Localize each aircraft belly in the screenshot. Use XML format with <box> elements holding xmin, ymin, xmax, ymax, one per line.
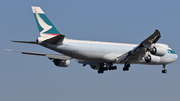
<box><xmin>72</xmin><ymin>52</ymin><xmax>109</xmax><ymax>62</ymax></box>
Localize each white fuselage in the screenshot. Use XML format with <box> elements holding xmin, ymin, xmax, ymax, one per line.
<box><xmin>40</xmin><ymin>38</ymin><xmax>178</xmax><ymax>65</ymax></box>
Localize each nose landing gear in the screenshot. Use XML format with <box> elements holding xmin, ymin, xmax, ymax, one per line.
<box><xmin>162</xmin><ymin>64</ymin><xmax>167</xmax><ymax>74</ymax></box>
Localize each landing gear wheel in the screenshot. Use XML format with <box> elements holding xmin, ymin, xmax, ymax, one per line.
<box><xmin>108</xmin><ymin>66</ymin><xmax>117</xmax><ymax>70</ymax></box>
<box><xmin>123</xmin><ymin>63</ymin><xmax>130</xmax><ymax>71</ymax></box>
<box><xmin>98</xmin><ymin>70</ymin><xmax>104</xmax><ymax>74</ymax></box>
<box><xmin>162</xmin><ymin>64</ymin><xmax>167</xmax><ymax>74</ymax></box>
<box><xmin>114</xmin><ymin>66</ymin><xmax>117</xmax><ymax>70</ymax></box>
<box><xmin>97</xmin><ymin>64</ymin><xmax>118</xmax><ymax>74</ymax></box>
<box><xmin>123</xmin><ymin>67</ymin><xmax>129</xmax><ymax>71</ymax></box>
<box><xmin>162</xmin><ymin>69</ymin><xmax>167</xmax><ymax>74</ymax></box>
<box><xmin>108</xmin><ymin>66</ymin><xmax>113</xmax><ymax>70</ymax></box>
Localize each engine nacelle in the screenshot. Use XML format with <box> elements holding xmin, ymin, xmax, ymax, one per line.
<box><xmin>53</xmin><ymin>59</ymin><xmax>70</xmax><ymax>67</ymax></box>
<box><xmin>145</xmin><ymin>55</ymin><xmax>160</xmax><ymax>63</ymax></box>
<box><xmin>150</xmin><ymin>46</ymin><xmax>166</xmax><ymax>56</ymax></box>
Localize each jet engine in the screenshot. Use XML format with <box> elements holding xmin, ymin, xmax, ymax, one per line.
<box><xmin>145</xmin><ymin>55</ymin><xmax>160</xmax><ymax>63</ymax></box>
<box><xmin>53</xmin><ymin>59</ymin><xmax>70</xmax><ymax>67</ymax></box>
<box><xmin>150</xmin><ymin>46</ymin><xmax>166</xmax><ymax>56</ymax></box>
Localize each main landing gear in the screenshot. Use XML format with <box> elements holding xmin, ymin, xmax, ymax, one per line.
<box><xmin>162</xmin><ymin>64</ymin><xmax>167</xmax><ymax>74</ymax></box>
<box><xmin>123</xmin><ymin>63</ymin><xmax>130</xmax><ymax>71</ymax></box>
<box><xmin>98</xmin><ymin>65</ymin><xmax>117</xmax><ymax>74</ymax></box>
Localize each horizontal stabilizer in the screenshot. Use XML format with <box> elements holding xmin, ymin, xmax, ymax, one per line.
<box><xmin>12</xmin><ymin>41</ymin><xmax>38</xmax><ymax>44</ymax></box>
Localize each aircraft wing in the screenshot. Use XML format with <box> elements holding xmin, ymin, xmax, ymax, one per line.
<box><xmin>4</xmin><ymin>49</ymin><xmax>72</xmax><ymax>60</ymax></box>
<box><xmin>114</xmin><ymin>29</ymin><xmax>161</xmax><ymax>63</ymax></box>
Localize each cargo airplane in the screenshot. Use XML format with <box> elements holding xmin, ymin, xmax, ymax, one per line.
<box><xmin>5</xmin><ymin>6</ymin><xmax>178</xmax><ymax>74</ymax></box>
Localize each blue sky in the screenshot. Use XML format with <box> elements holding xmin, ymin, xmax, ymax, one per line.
<box><xmin>1</xmin><ymin>0</ymin><xmax>180</xmax><ymax>101</ymax></box>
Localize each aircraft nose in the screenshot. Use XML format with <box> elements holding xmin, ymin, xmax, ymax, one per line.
<box><xmin>175</xmin><ymin>54</ymin><xmax>178</xmax><ymax>60</ymax></box>
<box><xmin>169</xmin><ymin>54</ymin><xmax>178</xmax><ymax>63</ymax></box>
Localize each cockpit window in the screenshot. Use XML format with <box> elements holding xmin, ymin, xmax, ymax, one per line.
<box><xmin>168</xmin><ymin>49</ymin><xmax>176</xmax><ymax>54</ymax></box>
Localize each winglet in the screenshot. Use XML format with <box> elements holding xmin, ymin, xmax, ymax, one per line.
<box><xmin>142</xmin><ymin>29</ymin><xmax>161</xmax><ymax>45</ymax></box>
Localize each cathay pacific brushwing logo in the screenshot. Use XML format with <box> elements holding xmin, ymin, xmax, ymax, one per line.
<box><xmin>35</xmin><ymin>10</ymin><xmax>52</xmax><ymax>34</ymax></box>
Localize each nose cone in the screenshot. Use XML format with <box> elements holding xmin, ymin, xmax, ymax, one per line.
<box><xmin>171</xmin><ymin>54</ymin><xmax>178</xmax><ymax>63</ymax></box>
<box><xmin>174</xmin><ymin>54</ymin><xmax>178</xmax><ymax>60</ymax></box>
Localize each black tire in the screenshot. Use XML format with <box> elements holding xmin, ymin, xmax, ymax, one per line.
<box><xmin>98</xmin><ymin>70</ymin><xmax>101</xmax><ymax>74</ymax></box>
<box><xmin>162</xmin><ymin>69</ymin><xmax>167</xmax><ymax>74</ymax></box>
<box><xmin>123</xmin><ymin>67</ymin><xmax>126</xmax><ymax>71</ymax></box>
<box><xmin>98</xmin><ymin>69</ymin><xmax>104</xmax><ymax>74</ymax></box>
<box><xmin>123</xmin><ymin>67</ymin><xmax>129</xmax><ymax>71</ymax></box>
<box><xmin>104</xmin><ymin>67</ymin><xmax>108</xmax><ymax>71</ymax></box>
<box><xmin>114</xmin><ymin>66</ymin><xmax>117</xmax><ymax>70</ymax></box>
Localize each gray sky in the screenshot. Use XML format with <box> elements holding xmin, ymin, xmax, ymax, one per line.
<box><xmin>1</xmin><ymin>0</ymin><xmax>180</xmax><ymax>101</ymax></box>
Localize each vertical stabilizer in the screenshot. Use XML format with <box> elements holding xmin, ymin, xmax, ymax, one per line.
<box><xmin>31</xmin><ymin>6</ymin><xmax>61</xmax><ymax>38</ymax></box>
